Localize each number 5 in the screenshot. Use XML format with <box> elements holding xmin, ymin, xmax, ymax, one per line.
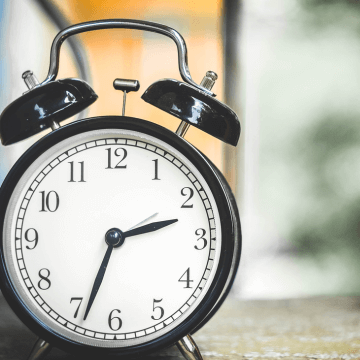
<box><xmin>151</xmin><ymin>298</ymin><xmax>164</xmax><ymax>320</ymax></box>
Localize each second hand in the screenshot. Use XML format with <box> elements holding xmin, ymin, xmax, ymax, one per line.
<box><xmin>127</xmin><ymin>212</ymin><xmax>158</xmax><ymax>231</ymax></box>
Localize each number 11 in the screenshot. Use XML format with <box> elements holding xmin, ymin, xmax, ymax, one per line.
<box><xmin>68</xmin><ymin>161</ymin><xmax>85</xmax><ymax>182</ymax></box>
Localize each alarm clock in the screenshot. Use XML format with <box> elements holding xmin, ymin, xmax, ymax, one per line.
<box><xmin>0</xmin><ymin>20</ymin><xmax>241</xmax><ymax>360</ymax></box>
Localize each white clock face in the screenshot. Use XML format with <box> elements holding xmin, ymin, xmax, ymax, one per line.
<box><xmin>3</xmin><ymin>128</ymin><xmax>221</xmax><ymax>347</ymax></box>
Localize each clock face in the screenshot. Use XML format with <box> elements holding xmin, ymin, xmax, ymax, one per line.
<box><xmin>2</xmin><ymin>128</ymin><xmax>222</xmax><ymax>348</ymax></box>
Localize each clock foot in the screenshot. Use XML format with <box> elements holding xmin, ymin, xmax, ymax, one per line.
<box><xmin>26</xmin><ymin>338</ymin><xmax>52</xmax><ymax>360</ymax></box>
<box><xmin>176</xmin><ymin>334</ymin><xmax>203</xmax><ymax>360</ymax></box>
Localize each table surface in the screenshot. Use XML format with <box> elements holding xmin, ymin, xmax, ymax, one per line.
<box><xmin>1</xmin><ymin>294</ymin><xmax>360</xmax><ymax>359</ymax></box>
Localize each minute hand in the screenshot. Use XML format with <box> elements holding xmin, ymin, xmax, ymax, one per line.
<box><xmin>123</xmin><ymin>219</ymin><xmax>178</xmax><ymax>238</ymax></box>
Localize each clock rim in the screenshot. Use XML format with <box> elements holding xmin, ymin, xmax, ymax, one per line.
<box><xmin>190</xmin><ymin>156</ymin><xmax>241</xmax><ymax>334</ymax></box>
<box><xmin>0</xmin><ymin>116</ymin><xmax>240</xmax><ymax>358</ymax></box>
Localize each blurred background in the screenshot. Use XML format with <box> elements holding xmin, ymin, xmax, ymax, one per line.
<box><xmin>0</xmin><ymin>0</ymin><xmax>359</xmax><ymax>300</ymax></box>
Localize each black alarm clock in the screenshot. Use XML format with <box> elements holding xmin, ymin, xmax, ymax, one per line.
<box><xmin>0</xmin><ymin>19</ymin><xmax>241</xmax><ymax>360</ymax></box>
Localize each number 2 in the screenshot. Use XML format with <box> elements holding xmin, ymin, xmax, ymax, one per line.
<box><xmin>181</xmin><ymin>187</ymin><xmax>194</xmax><ymax>208</ymax></box>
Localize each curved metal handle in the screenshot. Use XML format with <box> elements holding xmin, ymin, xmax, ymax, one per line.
<box><xmin>41</xmin><ymin>19</ymin><xmax>214</xmax><ymax>95</ymax></box>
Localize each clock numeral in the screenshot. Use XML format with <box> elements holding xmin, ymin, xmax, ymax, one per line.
<box><xmin>40</xmin><ymin>191</ymin><xmax>59</xmax><ymax>212</ymax></box>
<box><xmin>152</xmin><ymin>159</ymin><xmax>160</xmax><ymax>180</ymax></box>
<box><xmin>194</xmin><ymin>228</ymin><xmax>207</xmax><ymax>250</ymax></box>
<box><xmin>38</xmin><ymin>268</ymin><xmax>51</xmax><ymax>290</ymax></box>
<box><xmin>181</xmin><ymin>187</ymin><xmax>194</xmax><ymax>208</ymax></box>
<box><xmin>70</xmin><ymin>297</ymin><xmax>83</xmax><ymax>318</ymax></box>
<box><xmin>105</xmin><ymin>148</ymin><xmax>127</xmax><ymax>169</ymax></box>
<box><xmin>68</xmin><ymin>161</ymin><xmax>86</xmax><ymax>182</ymax></box>
<box><xmin>151</xmin><ymin>298</ymin><xmax>164</xmax><ymax>320</ymax></box>
<box><xmin>108</xmin><ymin>309</ymin><xmax>122</xmax><ymax>331</ymax></box>
<box><xmin>24</xmin><ymin>228</ymin><xmax>38</xmax><ymax>250</ymax></box>
<box><xmin>178</xmin><ymin>268</ymin><xmax>193</xmax><ymax>288</ymax></box>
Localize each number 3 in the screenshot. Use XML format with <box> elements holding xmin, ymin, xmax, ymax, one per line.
<box><xmin>194</xmin><ymin>228</ymin><xmax>207</xmax><ymax>250</ymax></box>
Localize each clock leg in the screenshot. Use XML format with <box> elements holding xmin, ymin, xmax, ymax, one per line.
<box><xmin>26</xmin><ymin>338</ymin><xmax>52</xmax><ymax>360</ymax></box>
<box><xmin>176</xmin><ymin>334</ymin><xmax>203</xmax><ymax>360</ymax></box>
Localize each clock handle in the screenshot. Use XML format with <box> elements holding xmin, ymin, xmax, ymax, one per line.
<box><xmin>26</xmin><ymin>338</ymin><xmax>52</xmax><ymax>360</ymax></box>
<box><xmin>40</xmin><ymin>19</ymin><xmax>213</xmax><ymax>96</ymax></box>
<box><xmin>177</xmin><ymin>334</ymin><xmax>204</xmax><ymax>360</ymax></box>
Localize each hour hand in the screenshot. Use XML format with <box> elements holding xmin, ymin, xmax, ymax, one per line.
<box><xmin>123</xmin><ymin>219</ymin><xmax>178</xmax><ymax>238</ymax></box>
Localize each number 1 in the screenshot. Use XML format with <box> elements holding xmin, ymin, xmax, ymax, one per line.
<box><xmin>152</xmin><ymin>159</ymin><xmax>160</xmax><ymax>180</ymax></box>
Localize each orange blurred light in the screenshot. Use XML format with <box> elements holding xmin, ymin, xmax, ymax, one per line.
<box><xmin>56</xmin><ymin>0</ymin><xmax>224</xmax><ymax>169</ymax></box>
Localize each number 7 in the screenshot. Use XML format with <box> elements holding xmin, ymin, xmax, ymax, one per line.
<box><xmin>70</xmin><ymin>297</ymin><xmax>83</xmax><ymax>318</ymax></box>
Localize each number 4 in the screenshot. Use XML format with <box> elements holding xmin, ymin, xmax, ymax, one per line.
<box><xmin>178</xmin><ymin>268</ymin><xmax>193</xmax><ymax>288</ymax></box>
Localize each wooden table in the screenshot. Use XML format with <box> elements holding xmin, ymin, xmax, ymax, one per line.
<box><xmin>1</xmin><ymin>294</ymin><xmax>360</xmax><ymax>359</ymax></box>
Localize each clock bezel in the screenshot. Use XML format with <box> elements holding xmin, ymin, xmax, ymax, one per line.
<box><xmin>0</xmin><ymin>116</ymin><xmax>239</xmax><ymax>358</ymax></box>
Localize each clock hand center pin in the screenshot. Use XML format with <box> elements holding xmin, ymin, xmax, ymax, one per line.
<box><xmin>105</xmin><ymin>228</ymin><xmax>124</xmax><ymax>247</ymax></box>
